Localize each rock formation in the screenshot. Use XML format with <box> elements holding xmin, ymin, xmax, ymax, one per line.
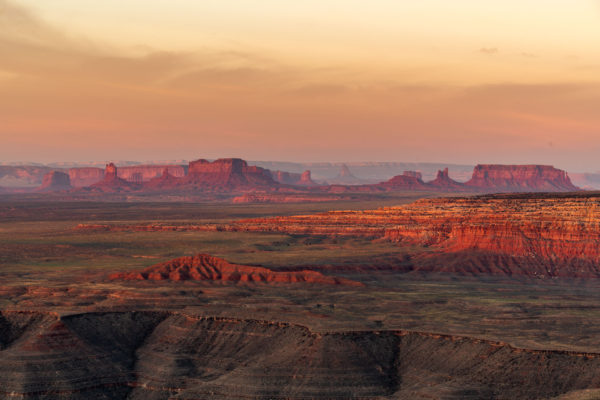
<box><xmin>88</xmin><ymin>163</ymin><xmax>139</xmax><ymax>192</ymax></box>
<box><xmin>328</xmin><ymin>164</ymin><xmax>364</xmax><ymax>185</ymax></box>
<box><xmin>181</xmin><ymin>158</ymin><xmax>278</xmax><ymax>190</ymax></box>
<box><xmin>428</xmin><ymin>168</ymin><xmax>465</xmax><ymax>190</ymax></box>
<box><xmin>201</xmin><ymin>192</ymin><xmax>600</xmax><ymax>277</ymax></box>
<box><xmin>37</xmin><ymin>171</ymin><xmax>72</xmax><ymax>192</ymax></box>
<box><xmin>68</xmin><ymin>167</ymin><xmax>105</xmax><ymax>187</ymax></box>
<box><xmin>110</xmin><ymin>254</ymin><xmax>362</xmax><ymax>285</ymax></box>
<box><xmin>117</xmin><ymin>165</ymin><xmax>186</xmax><ymax>183</ymax></box>
<box><xmin>270</xmin><ymin>170</ymin><xmax>316</xmax><ymax>186</ymax></box>
<box><xmin>465</xmin><ymin>164</ymin><xmax>578</xmax><ymax>192</ymax></box>
<box><xmin>299</xmin><ymin>170</ymin><xmax>316</xmax><ymax>186</ymax></box>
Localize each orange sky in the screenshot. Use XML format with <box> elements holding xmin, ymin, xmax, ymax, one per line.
<box><xmin>1</xmin><ymin>0</ymin><xmax>600</xmax><ymax>170</ymax></box>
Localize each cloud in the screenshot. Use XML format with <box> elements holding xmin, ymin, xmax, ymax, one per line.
<box><xmin>478</xmin><ymin>47</ymin><xmax>498</xmax><ymax>55</ymax></box>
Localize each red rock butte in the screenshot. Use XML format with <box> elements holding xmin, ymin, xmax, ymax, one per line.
<box><xmin>109</xmin><ymin>253</ymin><xmax>363</xmax><ymax>285</ymax></box>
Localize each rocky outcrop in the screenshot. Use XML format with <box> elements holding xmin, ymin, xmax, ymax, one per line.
<box><xmin>2</xmin><ymin>311</ymin><xmax>600</xmax><ymax>399</ymax></box>
<box><xmin>68</xmin><ymin>167</ymin><xmax>104</xmax><ymax>187</ymax></box>
<box><xmin>117</xmin><ymin>165</ymin><xmax>186</xmax><ymax>183</ymax></box>
<box><xmin>37</xmin><ymin>171</ymin><xmax>71</xmax><ymax>192</ymax></box>
<box><xmin>88</xmin><ymin>163</ymin><xmax>139</xmax><ymax>192</ymax></box>
<box><xmin>200</xmin><ymin>193</ymin><xmax>600</xmax><ymax>277</ymax></box>
<box><xmin>429</xmin><ymin>168</ymin><xmax>465</xmax><ymax>190</ymax></box>
<box><xmin>110</xmin><ymin>254</ymin><xmax>362</xmax><ymax>285</ymax></box>
<box><xmin>465</xmin><ymin>164</ymin><xmax>578</xmax><ymax>192</ymax></box>
<box><xmin>181</xmin><ymin>158</ymin><xmax>278</xmax><ymax>190</ymax></box>
<box><xmin>270</xmin><ymin>170</ymin><xmax>316</xmax><ymax>186</ymax></box>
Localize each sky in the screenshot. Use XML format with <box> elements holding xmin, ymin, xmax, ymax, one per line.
<box><xmin>1</xmin><ymin>1</ymin><xmax>600</xmax><ymax>171</ymax></box>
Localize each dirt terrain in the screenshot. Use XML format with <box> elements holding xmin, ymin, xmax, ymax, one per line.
<box><xmin>2</xmin><ymin>196</ymin><xmax>600</xmax><ymax>399</ymax></box>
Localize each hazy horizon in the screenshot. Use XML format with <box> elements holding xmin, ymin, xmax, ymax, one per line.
<box><xmin>2</xmin><ymin>0</ymin><xmax>600</xmax><ymax>171</ymax></box>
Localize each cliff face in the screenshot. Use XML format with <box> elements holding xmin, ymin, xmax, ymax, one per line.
<box><xmin>465</xmin><ymin>164</ymin><xmax>578</xmax><ymax>192</ymax></box>
<box><xmin>428</xmin><ymin>168</ymin><xmax>465</xmax><ymax>189</ymax></box>
<box><xmin>89</xmin><ymin>163</ymin><xmax>139</xmax><ymax>192</ymax></box>
<box><xmin>2</xmin><ymin>311</ymin><xmax>600</xmax><ymax>399</ymax></box>
<box><xmin>110</xmin><ymin>254</ymin><xmax>361</xmax><ymax>285</ymax></box>
<box><xmin>117</xmin><ymin>165</ymin><xmax>186</xmax><ymax>183</ymax></box>
<box><xmin>183</xmin><ymin>158</ymin><xmax>278</xmax><ymax>189</ymax></box>
<box><xmin>215</xmin><ymin>193</ymin><xmax>600</xmax><ymax>277</ymax></box>
<box><xmin>37</xmin><ymin>171</ymin><xmax>71</xmax><ymax>192</ymax></box>
<box><xmin>68</xmin><ymin>167</ymin><xmax>104</xmax><ymax>187</ymax></box>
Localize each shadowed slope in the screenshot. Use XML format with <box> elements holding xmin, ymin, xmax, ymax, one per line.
<box><xmin>109</xmin><ymin>254</ymin><xmax>363</xmax><ymax>286</ymax></box>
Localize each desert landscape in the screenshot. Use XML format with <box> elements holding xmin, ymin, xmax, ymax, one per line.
<box><xmin>4</xmin><ymin>0</ymin><xmax>600</xmax><ymax>398</ymax></box>
<box><xmin>3</xmin><ymin>168</ymin><xmax>600</xmax><ymax>398</ymax></box>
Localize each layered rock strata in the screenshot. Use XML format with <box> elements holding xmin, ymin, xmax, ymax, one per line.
<box><xmin>109</xmin><ymin>254</ymin><xmax>362</xmax><ymax>286</ymax></box>
<box><xmin>2</xmin><ymin>311</ymin><xmax>600</xmax><ymax>399</ymax></box>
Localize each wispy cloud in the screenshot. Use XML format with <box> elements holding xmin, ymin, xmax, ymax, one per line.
<box><xmin>478</xmin><ymin>47</ymin><xmax>498</xmax><ymax>55</ymax></box>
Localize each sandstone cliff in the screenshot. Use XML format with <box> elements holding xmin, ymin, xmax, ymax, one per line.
<box><xmin>37</xmin><ymin>171</ymin><xmax>71</xmax><ymax>192</ymax></box>
<box><xmin>204</xmin><ymin>193</ymin><xmax>600</xmax><ymax>277</ymax></box>
<box><xmin>465</xmin><ymin>164</ymin><xmax>578</xmax><ymax>192</ymax></box>
<box><xmin>68</xmin><ymin>167</ymin><xmax>104</xmax><ymax>187</ymax></box>
<box><xmin>179</xmin><ymin>158</ymin><xmax>279</xmax><ymax>190</ymax></box>
<box><xmin>117</xmin><ymin>164</ymin><xmax>186</xmax><ymax>183</ymax></box>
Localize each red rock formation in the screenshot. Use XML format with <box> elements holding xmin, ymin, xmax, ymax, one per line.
<box><xmin>299</xmin><ymin>170</ymin><xmax>316</xmax><ymax>186</ymax></box>
<box><xmin>37</xmin><ymin>171</ymin><xmax>71</xmax><ymax>192</ymax></box>
<box><xmin>465</xmin><ymin>164</ymin><xmax>578</xmax><ymax>192</ymax></box>
<box><xmin>271</xmin><ymin>170</ymin><xmax>317</xmax><ymax>186</ymax></box>
<box><xmin>378</xmin><ymin>172</ymin><xmax>430</xmax><ymax>190</ymax></box>
<box><xmin>201</xmin><ymin>193</ymin><xmax>600</xmax><ymax>277</ymax></box>
<box><xmin>117</xmin><ymin>165</ymin><xmax>186</xmax><ymax>183</ymax></box>
<box><xmin>429</xmin><ymin>168</ymin><xmax>465</xmax><ymax>190</ymax></box>
<box><xmin>143</xmin><ymin>167</ymin><xmax>180</xmax><ymax>189</ymax></box>
<box><xmin>88</xmin><ymin>163</ymin><xmax>139</xmax><ymax>192</ymax></box>
<box><xmin>182</xmin><ymin>158</ymin><xmax>278</xmax><ymax>190</ymax></box>
<box><xmin>68</xmin><ymin>167</ymin><xmax>105</xmax><ymax>187</ymax></box>
<box><xmin>110</xmin><ymin>254</ymin><xmax>362</xmax><ymax>285</ymax></box>
<box><xmin>402</xmin><ymin>170</ymin><xmax>423</xmax><ymax>180</ymax></box>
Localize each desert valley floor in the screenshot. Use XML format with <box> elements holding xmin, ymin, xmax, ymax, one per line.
<box><xmin>3</xmin><ymin>194</ymin><xmax>600</xmax><ymax>399</ymax></box>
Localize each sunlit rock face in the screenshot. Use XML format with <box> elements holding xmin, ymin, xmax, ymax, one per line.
<box><xmin>465</xmin><ymin>164</ymin><xmax>578</xmax><ymax>192</ymax></box>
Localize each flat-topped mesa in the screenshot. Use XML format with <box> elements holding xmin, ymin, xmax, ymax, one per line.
<box><xmin>184</xmin><ymin>158</ymin><xmax>278</xmax><ymax>188</ymax></box>
<box><xmin>110</xmin><ymin>254</ymin><xmax>362</xmax><ymax>285</ymax></box>
<box><xmin>68</xmin><ymin>167</ymin><xmax>104</xmax><ymax>187</ymax></box>
<box><xmin>117</xmin><ymin>164</ymin><xmax>186</xmax><ymax>183</ymax></box>
<box><xmin>465</xmin><ymin>164</ymin><xmax>578</xmax><ymax>192</ymax></box>
<box><xmin>270</xmin><ymin>170</ymin><xmax>316</xmax><ymax>186</ymax></box>
<box><xmin>37</xmin><ymin>171</ymin><xmax>72</xmax><ymax>192</ymax></box>
<box><xmin>379</xmin><ymin>171</ymin><xmax>430</xmax><ymax>190</ymax></box>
